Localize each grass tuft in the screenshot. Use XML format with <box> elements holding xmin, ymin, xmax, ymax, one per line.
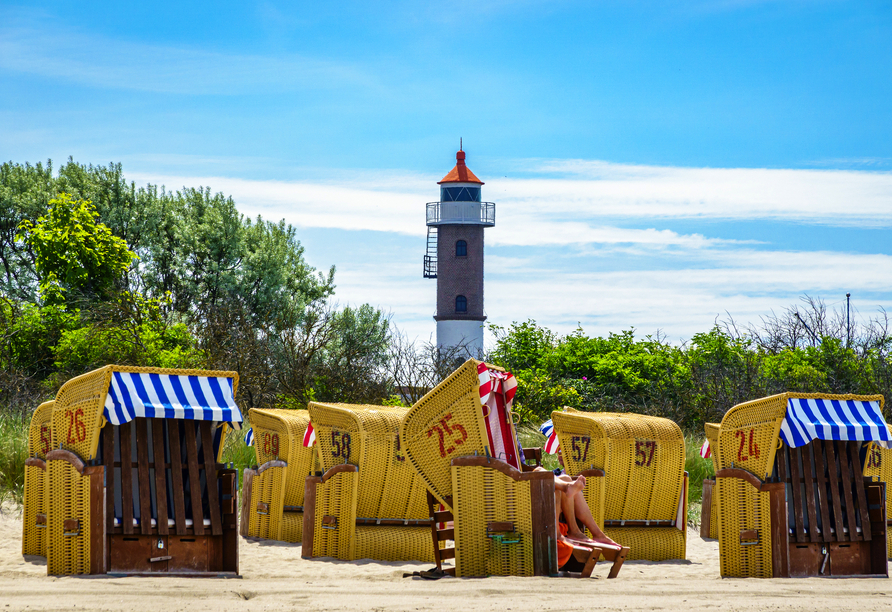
<box><xmin>0</xmin><ymin>416</ymin><xmax>29</xmax><ymax>506</ymax></box>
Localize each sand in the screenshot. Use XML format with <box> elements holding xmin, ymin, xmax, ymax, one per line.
<box><xmin>1</xmin><ymin>506</ymin><xmax>889</xmax><ymax>612</ymax></box>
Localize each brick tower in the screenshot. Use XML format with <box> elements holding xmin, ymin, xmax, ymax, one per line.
<box><xmin>423</xmin><ymin>147</ymin><xmax>495</xmax><ymax>356</ymax></box>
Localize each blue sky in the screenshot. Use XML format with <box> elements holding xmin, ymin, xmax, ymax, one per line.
<box><xmin>2</xmin><ymin>1</ymin><xmax>891</xmax><ymax>344</ymax></box>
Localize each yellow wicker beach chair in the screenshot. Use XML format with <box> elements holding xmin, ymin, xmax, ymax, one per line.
<box><xmin>860</xmin><ymin>425</ymin><xmax>892</xmax><ymax>559</ymax></box>
<box><xmin>550</xmin><ymin>409</ymin><xmax>688</xmax><ymax>561</ymax></box>
<box><xmin>700</xmin><ymin>422</ymin><xmax>721</xmax><ymax>540</ymax></box>
<box><xmin>241</xmin><ymin>408</ymin><xmax>317</xmax><ymax>543</ymax></box>
<box><xmin>43</xmin><ymin>365</ymin><xmax>242</xmax><ymax>576</ymax></box>
<box><xmin>22</xmin><ymin>400</ymin><xmax>55</xmax><ymax>557</ymax></box>
<box><xmin>715</xmin><ymin>392</ymin><xmax>888</xmax><ymax>578</ymax></box>
<box><xmin>301</xmin><ymin>402</ymin><xmax>434</xmax><ymax>563</ymax></box>
<box><xmin>401</xmin><ymin>359</ymin><xmax>627</xmax><ymax>578</ymax></box>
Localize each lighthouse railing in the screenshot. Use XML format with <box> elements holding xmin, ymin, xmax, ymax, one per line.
<box><xmin>426</xmin><ymin>201</ymin><xmax>495</xmax><ymax>226</ymax></box>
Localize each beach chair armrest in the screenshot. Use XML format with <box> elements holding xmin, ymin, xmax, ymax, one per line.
<box><xmin>715</xmin><ymin>468</ymin><xmax>784</xmax><ymax>493</ymax></box>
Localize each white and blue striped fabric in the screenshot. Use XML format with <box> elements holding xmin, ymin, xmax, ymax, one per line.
<box><xmin>102</xmin><ymin>371</ymin><xmax>243</xmax><ymax>426</ymax></box>
<box><xmin>244</xmin><ymin>428</ymin><xmax>254</xmax><ymax>446</ymax></box>
<box><xmin>540</xmin><ymin>419</ymin><xmax>554</xmax><ymax>438</ymax></box>
<box><xmin>779</xmin><ymin>397</ymin><xmax>891</xmax><ymax>449</ymax></box>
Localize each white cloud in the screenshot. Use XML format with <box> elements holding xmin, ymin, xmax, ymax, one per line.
<box><xmin>124</xmin><ymin>161</ymin><xmax>892</xmax><ymax>344</ymax></box>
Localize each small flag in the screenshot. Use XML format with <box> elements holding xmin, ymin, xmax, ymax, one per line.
<box><xmin>303</xmin><ymin>422</ymin><xmax>316</xmax><ymax>447</ymax></box>
<box><xmin>244</xmin><ymin>428</ymin><xmax>254</xmax><ymax>447</ymax></box>
<box><xmin>700</xmin><ymin>440</ymin><xmax>711</xmax><ymax>459</ymax></box>
<box><xmin>540</xmin><ymin>419</ymin><xmax>560</xmax><ymax>454</ymax></box>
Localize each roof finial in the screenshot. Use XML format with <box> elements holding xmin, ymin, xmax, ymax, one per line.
<box><xmin>460</xmin><ymin>137</ymin><xmax>463</xmax><ymax>152</ymax></box>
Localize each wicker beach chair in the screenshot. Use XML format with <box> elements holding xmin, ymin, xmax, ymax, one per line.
<box><xmin>43</xmin><ymin>365</ymin><xmax>242</xmax><ymax>576</ymax></box>
<box><xmin>22</xmin><ymin>400</ymin><xmax>55</xmax><ymax>557</ymax></box>
<box><xmin>855</xmin><ymin>425</ymin><xmax>892</xmax><ymax>560</ymax></box>
<box><xmin>240</xmin><ymin>408</ymin><xmax>317</xmax><ymax>543</ymax></box>
<box><xmin>550</xmin><ymin>409</ymin><xmax>688</xmax><ymax>561</ymax></box>
<box><xmin>700</xmin><ymin>422</ymin><xmax>721</xmax><ymax>539</ymax></box>
<box><xmin>401</xmin><ymin>359</ymin><xmax>627</xmax><ymax>578</ymax></box>
<box><xmin>301</xmin><ymin>402</ymin><xmax>434</xmax><ymax>563</ymax></box>
<box><xmin>715</xmin><ymin>392</ymin><xmax>888</xmax><ymax>578</ymax></box>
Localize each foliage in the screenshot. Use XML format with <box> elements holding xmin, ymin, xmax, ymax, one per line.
<box><xmin>16</xmin><ymin>193</ymin><xmax>134</xmax><ymax>305</ymax></box>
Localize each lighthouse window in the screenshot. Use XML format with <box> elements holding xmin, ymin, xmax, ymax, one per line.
<box><xmin>456</xmin><ymin>240</ymin><xmax>467</xmax><ymax>257</ymax></box>
<box><xmin>441</xmin><ymin>186</ymin><xmax>481</xmax><ymax>202</ymax></box>
<box><xmin>455</xmin><ymin>295</ymin><xmax>468</xmax><ymax>312</ymax></box>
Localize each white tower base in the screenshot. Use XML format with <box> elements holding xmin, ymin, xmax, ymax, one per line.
<box><xmin>437</xmin><ymin>319</ymin><xmax>484</xmax><ymax>357</ymax></box>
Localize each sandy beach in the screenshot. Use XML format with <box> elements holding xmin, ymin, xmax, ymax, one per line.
<box><xmin>2</xmin><ymin>507</ymin><xmax>890</xmax><ymax>612</ymax></box>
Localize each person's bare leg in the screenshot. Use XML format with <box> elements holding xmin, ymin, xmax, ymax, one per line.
<box><xmin>560</xmin><ymin>478</ymin><xmax>602</xmax><ymax>545</ymax></box>
<box><xmin>572</xmin><ymin>492</ymin><xmax>619</xmax><ymax>547</ymax></box>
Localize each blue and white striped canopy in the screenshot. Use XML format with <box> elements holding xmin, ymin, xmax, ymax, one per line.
<box><xmin>244</xmin><ymin>428</ymin><xmax>254</xmax><ymax>446</ymax></box>
<box><xmin>779</xmin><ymin>397</ymin><xmax>890</xmax><ymax>449</ymax></box>
<box><xmin>103</xmin><ymin>371</ymin><xmax>242</xmax><ymax>426</ymax></box>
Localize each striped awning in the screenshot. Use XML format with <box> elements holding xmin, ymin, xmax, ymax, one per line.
<box><xmin>779</xmin><ymin>397</ymin><xmax>890</xmax><ymax>449</ymax></box>
<box><xmin>103</xmin><ymin>371</ymin><xmax>242</xmax><ymax>427</ymax></box>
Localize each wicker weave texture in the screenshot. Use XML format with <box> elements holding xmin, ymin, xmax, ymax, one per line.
<box><xmin>716</xmin><ymin>478</ymin><xmax>772</xmax><ymax>577</ymax></box>
<box><xmin>247</xmin><ymin>465</ymin><xmax>286</xmax><ymax>540</ymax></box>
<box><xmin>704</xmin><ymin>422</ymin><xmax>721</xmax><ymax>539</ymax></box>
<box><xmin>354</xmin><ymin>526</ymin><xmax>434</xmax><ymax>562</ymax></box>
<box><xmin>401</xmin><ymin>359</ymin><xmax>499</xmax><ymax>510</ymax></box>
<box><xmin>249</xmin><ymin>408</ymin><xmax>316</xmax><ymax>507</ymax></box>
<box><xmin>603</xmin><ymin>527</ymin><xmax>686</xmax><ymax>561</ymax></box>
<box><xmin>280</xmin><ymin>511</ymin><xmax>304</xmax><ymax>544</ymax></box>
<box><xmin>312</xmin><ymin>470</ymin><xmax>359</xmax><ymax>560</ymax></box>
<box><xmin>28</xmin><ymin>401</ymin><xmax>55</xmax><ymax>459</ymax></box>
<box><xmin>862</xmin><ymin>424</ymin><xmax>891</xmax><ymax>559</ymax></box>
<box><xmin>23</xmin><ymin>401</ymin><xmax>54</xmax><ymax>557</ymax></box>
<box><xmin>47</xmin><ymin>460</ymin><xmax>91</xmax><ymax>575</ymax></box>
<box><xmin>310</xmin><ymin>402</ymin><xmax>428</xmax><ymax>520</ymax></box>
<box><xmin>22</xmin><ymin>464</ymin><xmax>47</xmax><ymax>557</ymax></box>
<box><xmin>452</xmin><ymin>463</ymin><xmax>535</xmax><ymax>577</ymax></box>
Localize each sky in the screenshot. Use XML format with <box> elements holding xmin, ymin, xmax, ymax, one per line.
<box><xmin>2</xmin><ymin>1</ymin><xmax>891</xmax><ymax>346</ymax></box>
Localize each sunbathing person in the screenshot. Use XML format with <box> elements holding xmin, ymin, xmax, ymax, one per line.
<box><xmin>537</xmin><ymin>449</ymin><xmax>621</xmax><ymax>549</ymax></box>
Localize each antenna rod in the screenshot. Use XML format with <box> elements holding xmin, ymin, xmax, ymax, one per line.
<box><xmin>846</xmin><ymin>292</ymin><xmax>851</xmax><ymax>348</ymax></box>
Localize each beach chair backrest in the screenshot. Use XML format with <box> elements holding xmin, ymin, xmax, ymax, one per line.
<box><xmin>23</xmin><ymin>401</ymin><xmax>55</xmax><ymax>557</ymax></box>
<box><xmin>552</xmin><ymin>409</ymin><xmax>685</xmax><ymax>522</ymax></box>
<box><xmin>309</xmin><ymin>402</ymin><xmax>429</xmax><ymax>520</ymax></box>
<box><xmin>401</xmin><ymin>359</ymin><xmax>520</xmax><ymax>510</ymax></box>
<box><xmin>29</xmin><ymin>401</ymin><xmax>55</xmax><ymax>459</ymax></box>
<box><xmin>249</xmin><ymin>408</ymin><xmax>316</xmax><ymax>507</ymax></box>
<box><xmin>704</xmin><ymin>422</ymin><xmax>720</xmax><ymax>473</ymax></box>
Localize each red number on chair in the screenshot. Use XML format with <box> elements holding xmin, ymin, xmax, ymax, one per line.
<box><xmin>40</xmin><ymin>425</ymin><xmax>50</xmax><ymax>455</ymax></box>
<box><xmin>571</xmin><ymin>436</ymin><xmax>590</xmax><ymax>462</ymax></box>
<box><xmin>868</xmin><ymin>447</ymin><xmax>882</xmax><ymax>469</ymax></box>
<box><xmin>394</xmin><ymin>435</ymin><xmax>405</xmax><ymax>462</ymax></box>
<box><xmin>427</xmin><ymin>424</ymin><xmax>447</xmax><ymax>458</ymax></box>
<box><xmin>262</xmin><ymin>433</ymin><xmax>280</xmax><ymax>457</ymax></box>
<box><xmin>634</xmin><ymin>441</ymin><xmax>656</xmax><ymax>466</ymax></box>
<box><xmin>736</xmin><ymin>429</ymin><xmax>759</xmax><ymax>462</ymax></box>
<box><xmin>427</xmin><ymin>413</ymin><xmax>466</xmax><ymax>458</ymax></box>
<box><xmin>66</xmin><ymin>408</ymin><xmax>87</xmax><ymax>444</ymax></box>
<box><xmin>331</xmin><ymin>431</ymin><xmax>351</xmax><ymax>460</ymax></box>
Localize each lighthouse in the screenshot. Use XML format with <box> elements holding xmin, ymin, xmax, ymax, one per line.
<box><xmin>423</xmin><ymin>147</ymin><xmax>495</xmax><ymax>356</ymax></box>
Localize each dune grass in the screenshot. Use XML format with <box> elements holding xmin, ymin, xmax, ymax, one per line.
<box><xmin>0</xmin><ymin>415</ymin><xmax>28</xmax><ymax>507</ymax></box>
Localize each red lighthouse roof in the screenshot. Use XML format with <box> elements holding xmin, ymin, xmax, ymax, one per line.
<box><xmin>438</xmin><ymin>150</ymin><xmax>484</xmax><ymax>185</ymax></box>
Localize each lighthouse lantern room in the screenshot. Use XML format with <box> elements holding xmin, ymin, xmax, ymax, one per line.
<box><xmin>423</xmin><ymin>147</ymin><xmax>495</xmax><ymax>356</ymax></box>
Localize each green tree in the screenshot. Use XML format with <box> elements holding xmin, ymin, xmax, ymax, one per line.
<box><xmin>16</xmin><ymin>193</ymin><xmax>134</xmax><ymax>305</ymax></box>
